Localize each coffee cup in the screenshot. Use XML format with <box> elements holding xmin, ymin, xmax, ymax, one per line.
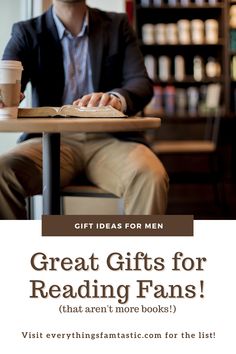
<box><xmin>0</xmin><ymin>60</ymin><xmax>23</xmax><ymax>119</ymax></box>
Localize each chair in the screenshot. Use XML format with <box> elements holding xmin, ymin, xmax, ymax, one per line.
<box><xmin>27</xmin><ymin>180</ymin><xmax>123</xmax><ymax>219</ymax></box>
<box><xmin>150</xmin><ymin>113</ymin><xmax>226</xmax><ymax>212</ymax></box>
<box><xmin>60</xmin><ymin>182</ymin><xmax>123</xmax><ymax>215</ymax></box>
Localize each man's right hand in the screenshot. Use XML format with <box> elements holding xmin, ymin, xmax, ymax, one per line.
<box><xmin>73</xmin><ymin>92</ymin><xmax>122</xmax><ymax>111</ymax></box>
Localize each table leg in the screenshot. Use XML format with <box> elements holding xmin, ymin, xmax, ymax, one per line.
<box><xmin>42</xmin><ymin>132</ymin><xmax>61</xmax><ymax>215</ymax></box>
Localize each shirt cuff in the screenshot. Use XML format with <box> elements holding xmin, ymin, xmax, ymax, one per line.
<box><xmin>108</xmin><ymin>91</ymin><xmax>127</xmax><ymax>113</ymax></box>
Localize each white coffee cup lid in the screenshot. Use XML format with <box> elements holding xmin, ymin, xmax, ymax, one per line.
<box><xmin>0</xmin><ymin>60</ymin><xmax>23</xmax><ymax>70</ymax></box>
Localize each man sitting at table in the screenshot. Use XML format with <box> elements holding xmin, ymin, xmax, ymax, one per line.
<box><xmin>0</xmin><ymin>0</ymin><xmax>168</xmax><ymax>219</ymax></box>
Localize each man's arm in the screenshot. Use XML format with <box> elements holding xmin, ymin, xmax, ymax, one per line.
<box><xmin>2</xmin><ymin>22</ymin><xmax>32</xmax><ymax>93</ymax></box>
<box><xmin>74</xmin><ymin>13</ymin><xmax>153</xmax><ymax>115</ymax></box>
<box><xmin>112</xmin><ymin>13</ymin><xmax>153</xmax><ymax>115</ymax></box>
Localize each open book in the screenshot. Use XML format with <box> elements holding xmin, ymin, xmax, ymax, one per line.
<box><xmin>18</xmin><ymin>105</ymin><xmax>127</xmax><ymax>118</ymax></box>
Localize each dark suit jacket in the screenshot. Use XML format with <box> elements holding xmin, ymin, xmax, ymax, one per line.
<box><xmin>3</xmin><ymin>6</ymin><xmax>153</xmax><ymax>143</ymax></box>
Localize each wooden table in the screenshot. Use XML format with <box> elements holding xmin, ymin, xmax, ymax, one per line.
<box><xmin>0</xmin><ymin>117</ymin><xmax>161</xmax><ymax>215</ymax></box>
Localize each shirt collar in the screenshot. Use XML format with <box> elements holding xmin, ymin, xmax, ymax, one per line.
<box><xmin>52</xmin><ymin>6</ymin><xmax>89</xmax><ymax>40</ymax></box>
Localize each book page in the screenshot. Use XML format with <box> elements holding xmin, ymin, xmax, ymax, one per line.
<box><xmin>18</xmin><ymin>105</ymin><xmax>127</xmax><ymax>118</ymax></box>
<box><xmin>60</xmin><ymin>105</ymin><xmax>127</xmax><ymax>118</ymax></box>
<box><xmin>18</xmin><ymin>107</ymin><xmax>60</xmax><ymax>118</ymax></box>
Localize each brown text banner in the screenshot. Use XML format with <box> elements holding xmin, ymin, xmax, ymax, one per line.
<box><xmin>42</xmin><ymin>215</ymin><xmax>193</xmax><ymax>237</ymax></box>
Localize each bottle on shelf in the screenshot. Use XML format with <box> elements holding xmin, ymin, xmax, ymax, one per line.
<box><xmin>158</xmin><ymin>56</ymin><xmax>171</xmax><ymax>81</ymax></box>
<box><xmin>144</xmin><ymin>85</ymin><xmax>163</xmax><ymax>116</ymax></box>
<box><xmin>142</xmin><ymin>23</ymin><xmax>155</xmax><ymax>45</ymax></box>
<box><xmin>193</xmin><ymin>56</ymin><xmax>204</xmax><ymax>81</ymax></box>
<box><xmin>177</xmin><ymin>20</ymin><xmax>191</xmax><ymax>44</ymax></box>
<box><xmin>153</xmin><ymin>86</ymin><xmax>163</xmax><ymax>114</ymax></box>
<box><xmin>205</xmin><ymin>57</ymin><xmax>221</xmax><ymax>78</ymax></box>
<box><xmin>187</xmin><ymin>87</ymin><xmax>199</xmax><ymax>116</ymax></box>
<box><xmin>166</xmin><ymin>23</ymin><xmax>178</xmax><ymax>44</ymax></box>
<box><xmin>195</xmin><ymin>0</ymin><xmax>205</xmax><ymax>5</ymax></box>
<box><xmin>155</xmin><ymin>23</ymin><xmax>167</xmax><ymax>44</ymax></box>
<box><xmin>153</xmin><ymin>0</ymin><xmax>164</xmax><ymax>6</ymax></box>
<box><xmin>191</xmin><ymin>19</ymin><xmax>205</xmax><ymax>44</ymax></box>
<box><xmin>205</xmin><ymin>19</ymin><xmax>219</xmax><ymax>44</ymax></box>
<box><xmin>140</xmin><ymin>0</ymin><xmax>152</xmax><ymax>7</ymax></box>
<box><xmin>167</xmin><ymin>0</ymin><xmax>178</xmax><ymax>6</ymax></box>
<box><xmin>198</xmin><ymin>85</ymin><xmax>208</xmax><ymax>116</ymax></box>
<box><xmin>180</xmin><ymin>0</ymin><xmax>190</xmax><ymax>6</ymax></box>
<box><xmin>163</xmin><ymin>86</ymin><xmax>176</xmax><ymax>116</ymax></box>
<box><xmin>144</xmin><ymin>55</ymin><xmax>157</xmax><ymax>81</ymax></box>
<box><xmin>176</xmin><ymin>88</ymin><xmax>187</xmax><ymax>115</ymax></box>
<box><xmin>231</xmin><ymin>56</ymin><xmax>236</xmax><ymax>80</ymax></box>
<box><xmin>205</xmin><ymin>83</ymin><xmax>221</xmax><ymax>113</ymax></box>
<box><xmin>208</xmin><ymin>0</ymin><xmax>218</xmax><ymax>5</ymax></box>
<box><xmin>174</xmin><ymin>55</ymin><xmax>185</xmax><ymax>81</ymax></box>
<box><xmin>229</xmin><ymin>5</ymin><xmax>236</xmax><ymax>29</ymax></box>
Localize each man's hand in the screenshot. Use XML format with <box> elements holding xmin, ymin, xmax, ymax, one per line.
<box><xmin>73</xmin><ymin>92</ymin><xmax>122</xmax><ymax>111</ymax></box>
<box><xmin>0</xmin><ymin>90</ymin><xmax>4</xmax><ymax>108</ymax></box>
<box><xmin>0</xmin><ymin>92</ymin><xmax>25</xmax><ymax>108</ymax></box>
<box><xmin>20</xmin><ymin>92</ymin><xmax>25</xmax><ymax>103</ymax></box>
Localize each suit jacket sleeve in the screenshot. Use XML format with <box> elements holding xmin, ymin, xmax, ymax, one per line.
<box><xmin>2</xmin><ymin>22</ymin><xmax>33</xmax><ymax>93</ymax></box>
<box><xmin>110</xmin><ymin>14</ymin><xmax>153</xmax><ymax>115</ymax></box>
<box><xmin>90</xmin><ymin>11</ymin><xmax>153</xmax><ymax>116</ymax></box>
<box><xmin>2</xmin><ymin>8</ymin><xmax>65</xmax><ymax>107</ymax></box>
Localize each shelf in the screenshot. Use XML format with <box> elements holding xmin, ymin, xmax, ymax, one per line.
<box><xmin>136</xmin><ymin>5</ymin><xmax>224</xmax><ymax>10</ymax></box>
<box><xmin>154</xmin><ymin>77</ymin><xmax>223</xmax><ymax>85</ymax></box>
<box><xmin>134</xmin><ymin>0</ymin><xmax>232</xmax><ymax>117</ymax></box>
<box><xmin>143</xmin><ymin>114</ymin><xmax>223</xmax><ymax>122</ymax></box>
<box><xmin>141</xmin><ymin>42</ymin><xmax>225</xmax><ymax>47</ymax></box>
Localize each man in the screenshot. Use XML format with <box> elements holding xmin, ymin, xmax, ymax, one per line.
<box><xmin>0</xmin><ymin>0</ymin><xmax>168</xmax><ymax>219</ymax></box>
